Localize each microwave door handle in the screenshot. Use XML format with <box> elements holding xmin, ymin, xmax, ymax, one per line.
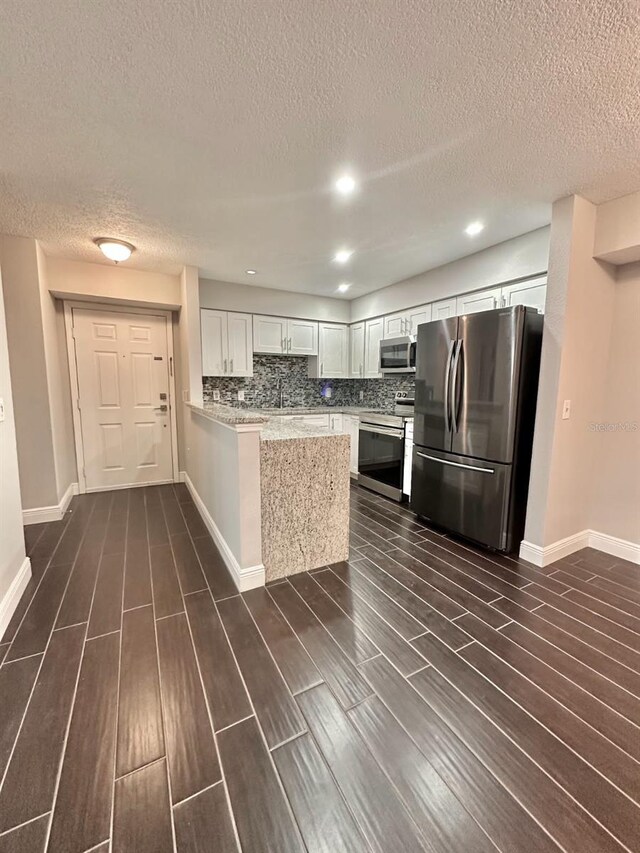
<box><xmin>444</xmin><ymin>340</ymin><xmax>455</xmax><ymax>432</ymax></box>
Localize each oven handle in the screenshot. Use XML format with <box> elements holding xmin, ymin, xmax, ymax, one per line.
<box><xmin>359</xmin><ymin>424</ymin><xmax>405</xmax><ymax>438</ymax></box>
<box><xmin>416</xmin><ymin>451</ymin><xmax>494</xmax><ymax>474</ymax></box>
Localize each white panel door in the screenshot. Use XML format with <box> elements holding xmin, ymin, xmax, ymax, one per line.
<box><xmin>456</xmin><ymin>287</ymin><xmax>502</xmax><ymax>316</ymax></box>
<box><xmin>73</xmin><ymin>308</ymin><xmax>173</xmax><ymax>491</ymax></box>
<box><xmin>407</xmin><ymin>304</ymin><xmax>432</xmax><ymax>334</ymax></box>
<box><xmin>201</xmin><ymin>309</ymin><xmax>228</xmax><ymax>376</ymax></box>
<box><xmin>318</xmin><ymin>323</ymin><xmax>349</xmax><ymax>377</ymax></box>
<box><xmin>349</xmin><ymin>322</ymin><xmax>365</xmax><ymax>378</ymax></box>
<box><xmin>364</xmin><ymin>317</ymin><xmax>384</xmax><ymax>378</ymax></box>
<box><xmin>431</xmin><ymin>298</ymin><xmax>457</xmax><ymax>320</ymax></box>
<box><xmin>253</xmin><ymin>315</ymin><xmax>287</xmax><ymax>354</ymax></box>
<box><xmin>501</xmin><ymin>277</ymin><xmax>547</xmax><ymax>313</ymax></box>
<box><xmin>227</xmin><ymin>312</ymin><xmax>253</xmax><ymax>376</ymax></box>
<box><xmin>384</xmin><ymin>312</ymin><xmax>407</xmax><ymax>337</ymax></box>
<box><xmin>287</xmin><ymin>319</ymin><xmax>318</xmax><ymax>355</ymax></box>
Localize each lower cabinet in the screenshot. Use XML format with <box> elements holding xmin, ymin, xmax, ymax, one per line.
<box><xmin>343</xmin><ymin>415</ymin><xmax>359</xmax><ymax>475</ymax></box>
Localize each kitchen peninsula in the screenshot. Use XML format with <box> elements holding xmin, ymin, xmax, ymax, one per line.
<box><xmin>185</xmin><ymin>401</ymin><xmax>350</xmax><ymax>589</ymax></box>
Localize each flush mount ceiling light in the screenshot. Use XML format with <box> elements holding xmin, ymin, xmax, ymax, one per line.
<box><xmin>335</xmin><ymin>174</ymin><xmax>357</xmax><ymax>195</ymax></box>
<box><xmin>334</xmin><ymin>249</ymin><xmax>353</xmax><ymax>264</ymax></box>
<box><xmin>246</xmin><ymin>269</ymin><xmax>257</xmax><ymax>275</ymax></box>
<box><xmin>94</xmin><ymin>238</ymin><xmax>135</xmax><ymax>263</ymax></box>
<box><xmin>337</xmin><ymin>282</ymin><xmax>351</xmax><ymax>293</ymax></box>
<box><xmin>464</xmin><ymin>221</ymin><xmax>484</xmax><ymax>237</ymax></box>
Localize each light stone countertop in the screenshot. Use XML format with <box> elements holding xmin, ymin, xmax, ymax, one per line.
<box><xmin>186</xmin><ymin>401</ymin><xmax>269</xmax><ymax>425</ymax></box>
<box><xmin>260</xmin><ymin>418</ymin><xmax>343</xmax><ymax>441</ymax></box>
<box><xmin>257</xmin><ymin>405</ymin><xmax>385</xmax><ymax>416</ymax></box>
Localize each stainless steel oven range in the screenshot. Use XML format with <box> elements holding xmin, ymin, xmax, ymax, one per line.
<box><xmin>357</xmin><ymin>393</ymin><xmax>414</xmax><ymax>501</ymax></box>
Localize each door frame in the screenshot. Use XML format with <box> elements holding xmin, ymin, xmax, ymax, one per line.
<box><xmin>63</xmin><ymin>301</ymin><xmax>179</xmax><ymax>494</ymax></box>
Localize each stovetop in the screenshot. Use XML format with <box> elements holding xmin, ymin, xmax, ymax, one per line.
<box><xmin>360</xmin><ymin>392</ymin><xmax>414</xmax><ymax>428</ymax></box>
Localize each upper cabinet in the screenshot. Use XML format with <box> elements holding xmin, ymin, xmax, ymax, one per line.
<box><xmin>309</xmin><ymin>323</ymin><xmax>349</xmax><ymax>378</ymax></box>
<box><xmin>364</xmin><ymin>317</ymin><xmax>384</xmax><ymax>378</ymax></box>
<box><xmin>383</xmin><ymin>303</ymin><xmax>431</xmax><ymax>338</ymax></box>
<box><xmin>456</xmin><ymin>287</ymin><xmax>502</xmax><ymax>316</ymax></box>
<box><xmin>501</xmin><ymin>276</ymin><xmax>547</xmax><ymax>313</ymax></box>
<box><xmin>201</xmin><ymin>309</ymin><xmax>253</xmax><ymax>377</ymax></box>
<box><xmin>431</xmin><ymin>297</ymin><xmax>457</xmax><ymax>320</ymax></box>
<box><xmin>349</xmin><ymin>322</ymin><xmax>365</xmax><ymax>378</ymax></box>
<box><xmin>253</xmin><ymin>316</ymin><xmax>318</xmax><ymax>355</ymax></box>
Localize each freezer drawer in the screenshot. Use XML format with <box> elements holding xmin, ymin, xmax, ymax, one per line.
<box><xmin>410</xmin><ymin>446</ymin><xmax>512</xmax><ymax>550</ymax></box>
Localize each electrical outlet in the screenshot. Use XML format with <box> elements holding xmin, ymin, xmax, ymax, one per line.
<box><xmin>212</xmin><ymin>390</ymin><xmax>220</xmax><ymax>402</ymax></box>
<box><xmin>182</xmin><ymin>390</ymin><xmax>190</xmax><ymax>403</ymax></box>
<box><xmin>0</xmin><ymin>397</ymin><xmax>4</xmax><ymax>422</ymax></box>
<box><xmin>237</xmin><ymin>389</ymin><xmax>245</xmax><ymax>402</ymax></box>
<box><xmin>359</xmin><ymin>390</ymin><xmax>364</xmax><ymax>402</ymax></box>
<box><xmin>562</xmin><ymin>399</ymin><xmax>571</xmax><ymax>420</ymax></box>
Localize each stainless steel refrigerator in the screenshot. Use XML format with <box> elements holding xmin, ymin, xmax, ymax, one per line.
<box><xmin>410</xmin><ymin>305</ymin><xmax>542</xmax><ymax>552</ymax></box>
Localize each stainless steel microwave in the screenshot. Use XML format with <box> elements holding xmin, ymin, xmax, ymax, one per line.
<box><xmin>379</xmin><ymin>336</ymin><xmax>417</xmax><ymax>373</ymax></box>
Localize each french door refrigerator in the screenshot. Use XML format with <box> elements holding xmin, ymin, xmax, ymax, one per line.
<box><xmin>410</xmin><ymin>305</ymin><xmax>542</xmax><ymax>552</ymax></box>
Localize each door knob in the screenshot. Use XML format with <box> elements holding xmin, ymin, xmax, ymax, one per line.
<box><xmin>155</xmin><ymin>404</ymin><xmax>168</xmax><ymax>412</ymax></box>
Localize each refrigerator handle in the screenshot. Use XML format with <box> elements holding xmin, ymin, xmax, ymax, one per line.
<box><xmin>444</xmin><ymin>340</ymin><xmax>456</xmax><ymax>432</ymax></box>
<box><xmin>451</xmin><ymin>340</ymin><xmax>463</xmax><ymax>433</ymax></box>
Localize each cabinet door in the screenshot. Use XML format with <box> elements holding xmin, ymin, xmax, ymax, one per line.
<box><xmin>303</xmin><ymin>414</ymin><xmax>330</xmax><ymax>427</ymax></box>
<box><xmin>364</xmin><ymin>317</ymin><xmax>384</xmax><ymax>377</ymax></box>
<box><xmin>383</xmin><ymin>312</ymin><xmax>407</xmax><ymax>338</ymax></box>
<box><xmin>253</xmin><ymin>316</ymin><xmax>287</xmax><ymax>354</ymax></box>
<box><xmin>349</xmin><ymin>323</ymin><xmax>365</xmax><ymax>378</ymax></box>
<box><xmin>403</xmin><ymin>439</ymin><xmax>413</xmax><ymax>496</ymax></box>
<box><xmin>348</xmin><ymin>417</ymin><xmax>359</xmax><ymax>474</ymax></box>
<box><xmin>455</xmin><ymin>287</ymin><xmax>502</xmax><ymax>316</ymax></box>
<box><xmin>501</xmin><ymin>277</ymin><xmax>547</xmax><ymax>313</ymax></box>
<box><xmin>407</xmin><ymin>304</ymin><xmax>431</xmax><ymax>335</ymax></box>
<box><xmin>201</xmin><ymin>309</ymin><xmax>228</xmax><ymax>376</ymax></box>
<box><xmin>431</xmin><ymin>298</ymin><xmax>457</xmax><ymax>320</ymax></box>
<box><xmin>287</xmin><ymin>319</ymin><xmax>318</xmax><ymax>355</ymax></box>
<box><xmin>227</xmin><ymin>312</ymin><xmax>253</xmax><ymax>376</ymax></box>
<box><xmin>318</xmin><ymin>323</ymin><xmax>349</xmax><ymax>377</ymax></box>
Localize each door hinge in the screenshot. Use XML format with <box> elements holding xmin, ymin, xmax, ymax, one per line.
<box><xmin>169</xmin><ymin>356</ymin><xmax>173</xmax><ymax>377</ymax></box>
<box><xmin>76</xmin><ymin>399</ymin><xmax>81</xmax><ymax>412</ymax></box>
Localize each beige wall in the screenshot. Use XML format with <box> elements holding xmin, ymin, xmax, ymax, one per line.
<box><xmin>525</xmin><ymin>196</ymin><xmax>626</xmax><ymax>549</ymax></box>
<box><xmin>0</xmin><ymin>263</ymin><xmax>29</xmax><ymax>612</ymax></box>
<box><xmin>47</xmin><ymin>257</ymin><xmax>181</xmax><ymax>308</ymax></box>
<box><xmin>350</xmin><ymin>226</ymin><xmax>550</xmax><ymax>322</ymax></box>
<box><xmin>0</xmin><ymin>236</ymin><xmax>59</xmax><ymax>508</ymax></box>
<box><xmin>590</xmin><ymin>263</ymin><xmax>640</xmax><ymax>543</ymax></box>
<box><xmin>594</xmin><ymin>190</ymin><xmax>640</xmax><ymax>265</ymax></box>
<box><xmin>200</xmin><ymin>278</ymin><xmax>350</xmax><ymax>323</ymax></box>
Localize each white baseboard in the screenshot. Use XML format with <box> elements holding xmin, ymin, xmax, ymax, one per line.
<box><xmin>182</xmin><ymin>472</ymin><xmax>265</xmax><ymax>591</ymax></box>
<box><xmin>22</xmin><ymin>481</ymin><xmax>79</xmax><ymax>525</ymax></box>
<box><xmin>178</xmin><ymin>471</ymin><xmax>187</xmax><ymax>483</ymax></box>
<box><xmin>520</xmin><ymin>529</ymin><xmax>640</xmax><ymax>567</ymax></box>
<box><xmin>0</xmin><ymin>556</ymin><xmax>32</xmax><ymax>639</ymax></box>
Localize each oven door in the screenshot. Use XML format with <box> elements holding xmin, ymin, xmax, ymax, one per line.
<box><xmin>357</xmin><ymin>423</ymin><xmax>405</xmax><ymax>501</ymax></box>
<box><xmin>379</xmin><ymin>337</ymin><xmax>414</xmax><ymax>373</ymax></box>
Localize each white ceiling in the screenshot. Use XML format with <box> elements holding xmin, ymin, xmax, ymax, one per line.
<box><xmin>1</xmin><ymin>0</ymin><xmax>639</xmax><ymax>298</ymax></box>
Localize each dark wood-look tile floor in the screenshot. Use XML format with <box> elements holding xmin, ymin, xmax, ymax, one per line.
<box><xmin>1</xmin><ymin>483</ymin><xmax>639</xmax><ymax>852</ymax></box>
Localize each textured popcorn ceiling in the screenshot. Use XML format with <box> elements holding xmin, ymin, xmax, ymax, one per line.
<box><xmin>1</xmin><ymin>0</ymin><xmax>639</xmax><ymax>296</ymax></box>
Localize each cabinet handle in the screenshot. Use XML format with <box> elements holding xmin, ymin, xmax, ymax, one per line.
<box><xmin>230</xmin><ymin>358</ymin><xmax>234</xmax><ymax>374</ymax></box>
<box><xmin>321</xmin><ymin>362</ymin><xmax>324</xmax><ymax>374</ymax></box>
<box><xmin>223</xmin><ymin>359</ymin><xmax>228</xmax><ymax>373</ymax></box>
<box><xmin>282</xmin><ymin>338</ymin><xmax>286</xmax><ymax>352</ymax></box>
<box><xmin>288</xmin><ymin>337</ymin><xmax>292</xmax><ymax>351</ymax></box>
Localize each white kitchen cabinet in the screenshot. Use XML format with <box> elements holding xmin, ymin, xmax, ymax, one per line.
<box><xmin>329</xmin><ymin>412</ymin><xmax>344</xmax><ymax>432</ymax></box>
<box><xmin>431</xmin><ymin>298</ymin><xmax>457</xmax><ymax>320</ymax></box>
<box><xmin>456</xmin><ymin>287</ymin><xmax>502</xmax><ymax>316</ymax></box>
<box><xmin>201</xmin><ymin>309</ymin><xmax>253</xmax><ymax>377</ymax></box>
<box><xmin>364</xmin><ymin>317</ymin><xmax>384</xmax><ymax>378</ymax></box>
<box><xmin>343</xmin><ymin>414</ymin><xmax>359</xmax><ymax>474</ymax></box>
<box><xmin>253</xmin><ymin>315</ymin><xmax>288</xmax><ymax>354</ymax></box>
<box><xmin>309</xmin><ymin>323</ymin><xmax>349</xmax><ymax>378</ymax></box>
<box><xmin>288</xmin><ymin>319</ymin><xmax>319</xmax><ymax>355</ymax></box>
<box><xmin>403</xmin><ymin>420</ymin><xmax>414</xmax><ymax>497</ymax></box>
<box><xmin>384</xmin><ymin>303</ymin><xmax>431</xmax><ymax>338</ymax></box>
<box><xmin>349</xmin><ymin>322</ymin><xmax>365</xmax><ymax>378</ymax></box>
<box><xmin>253</xmin><ymin>316</ymin><xmax>318</xmax><ymax>355</ymax></box>
<box><xmin>501</xmin><ymin>276</ymin><xmax>547</xmax><ymax>313</ymax></box>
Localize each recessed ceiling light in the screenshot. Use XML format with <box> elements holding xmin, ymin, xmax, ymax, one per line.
<box><xmin>94</xmin><ymin>238</ymin><xmax>135</xmax><ymax>263</ymax></box>
<box><xmin>334</xmin><ymin>249</ymin><xmax>353</xmax><ymax>264</ymax></box>
<box><xmin>335</xmin><ymin>175</ymin><xmax>357</xmax><ymax>195</ymax></box>
<box><xmin>246</xmin><ymin>269</ymin><xmax>257</xmax><ymax>275</ymax></box>
<box><xmin>337</xmin><ymin>283</ymin><xmax>351</xmax><ymax>293</ymax></box>
<box><xmin>465</xmin><ymin>221</ymin><xmax>484</xmax><ymax>237</ymax></box>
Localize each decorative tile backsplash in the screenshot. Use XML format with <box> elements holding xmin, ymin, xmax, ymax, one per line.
<box><xmin>203</xmin><ymin>355</ymin><xmax>415</xmax><ymax>412</ymax></box>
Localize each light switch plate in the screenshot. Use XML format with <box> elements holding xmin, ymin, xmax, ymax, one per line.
<box><xmin>212</xmin><ymin>390</ymin><xmax>220</xmax><ymax>401</ymax></box>
<box><xmin>359</xmin><ymin>391</ymin><xmax>364</xmax><ymax>401</ymax></box>
<box><xmin>237</xmin><ymin>390</ymin><xmax>245</xmax><ymax>401</ymax></box>
<box><xmin>0</xmin><ymin>397</ymin><xmax>4</xmax><ymax>422</ymax></box>
<box><xmin>562</xmin><ymin>399</ymin><xmax>571</xmax><ymax>420</ymax></box>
